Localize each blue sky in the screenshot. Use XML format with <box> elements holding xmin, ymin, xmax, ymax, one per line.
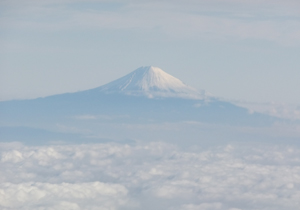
<box><xmin>1</xmin><ymin>0</ymin><xmax>300</xmax><ymax>103</ymax></box>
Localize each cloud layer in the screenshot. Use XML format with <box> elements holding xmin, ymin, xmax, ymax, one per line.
<box><xmin>1</xmin><ymin>141</ymin><xmax>300</xmax><ymax>209</ymax></box>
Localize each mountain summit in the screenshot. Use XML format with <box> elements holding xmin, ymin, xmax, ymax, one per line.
<box><xmin>93</xmin><ymin>66</ymin><xmax>204</xmax><ymax>99</ymax></box>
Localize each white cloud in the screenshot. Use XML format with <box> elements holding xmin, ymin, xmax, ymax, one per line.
<box><xmin>180</xmin><ymin>203</ymin><xmax>223</xmax><ymax>210</ymax></box>
<box><xmin>0</xmin><ymin>182</ymin><xmax>128</xmax><ymax>210</ymax></box>
<box><xmin>235</xmin><ymin>101</ymin><xmax>300</xmax><ymax>120</ymax></box>
<box><xmin>1</xmin><ymin>141</ymin><xmax>300</xmax><ymax>209</ymax></box>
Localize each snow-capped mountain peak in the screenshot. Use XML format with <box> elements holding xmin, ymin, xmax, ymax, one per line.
<box><xmin>93</xmin><ymin>66</ymin><xmax>204</xmax><ymax>99</ymax></box>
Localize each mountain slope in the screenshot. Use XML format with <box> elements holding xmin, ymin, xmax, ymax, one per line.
<box><xmin>0</xmin><ymin>66</ymin><xmax>278</xmax><ymax>127</ymax></box>
<box><xmin>0</xmin><ymin>66</ymin><xmax>289</xmax><ymax>144</ymax></box>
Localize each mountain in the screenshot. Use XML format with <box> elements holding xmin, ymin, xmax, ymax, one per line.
<box><xmin>0</xmin><ymin>66</ymin><xmax>283</xmax><ymax>144</ymax></box>
<box><xmin>86</xmin><ymin>66</ymin><xmax>205</xmax><ymax>99</ymax></box>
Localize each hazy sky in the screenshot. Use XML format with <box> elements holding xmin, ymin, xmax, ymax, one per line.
<box><xmin>1</xmin><ymin>0</ymin><xmax>300</xmax><ymax>103</ymax></box>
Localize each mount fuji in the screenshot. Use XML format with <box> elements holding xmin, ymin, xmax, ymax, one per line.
<box><xmin>0</xmin><ymin>66</ymin><xmax>282</xmax><ymax>144</ymax></box>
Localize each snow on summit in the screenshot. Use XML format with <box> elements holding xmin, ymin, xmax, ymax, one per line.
<box><xmin>94</xmin><ymin>66</ymin><xmax>204</xmax><ymax>99</ymax></box>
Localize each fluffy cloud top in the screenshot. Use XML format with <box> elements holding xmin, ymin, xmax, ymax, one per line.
<box><xmin>0</xmin><ymin>182</ymin><xmax>127</xmax><ymax>210</ymax></box>
<box><xmin>1</xmin><ymin>141</ymin><xmax>300</xmax><ymax>209</ymax></box>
